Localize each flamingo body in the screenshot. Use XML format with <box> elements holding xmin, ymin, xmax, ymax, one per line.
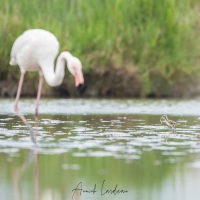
<box><xmin>10</xmin><ymin>29</ymin><xmax>59</xmax><ymax>73</ymax></box>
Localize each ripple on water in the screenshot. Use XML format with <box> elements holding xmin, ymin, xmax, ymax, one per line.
<box><xmin>0</xmin><ymin>148</ymin><xmax>19</xmax><ymax>154</ymax></box>
<box><xmin>62</xmin><ymin>164</ymin><xmax>81</xmax><ymax>170</ymax></box>
<box><xmin>1</xmin><ymin>100</ymin><xmax>200</xmax><ymax>162</ymax></box>
<box><xmin>87</xmin><ymin>151</ymin><xmax>113</xmax><ymax>157</ymax></box>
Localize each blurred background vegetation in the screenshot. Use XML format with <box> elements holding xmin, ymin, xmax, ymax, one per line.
<box><xmin>0</xmin><ymin>0</ymin><xmax>200</xmax><ymax>98</ymax></box>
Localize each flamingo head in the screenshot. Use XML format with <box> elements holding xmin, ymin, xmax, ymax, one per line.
<box><xmin>67</xmin><ymin>55</ymin><xmax>86</xmax><ymax>95</ymax></box>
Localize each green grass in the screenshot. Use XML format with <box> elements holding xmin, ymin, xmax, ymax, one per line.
<box><xmin>0</xmin><ymin>0</ymin><xmax>200</xmax><ymax>97</ymax></box>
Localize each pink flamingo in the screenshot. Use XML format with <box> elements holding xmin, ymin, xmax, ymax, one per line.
<box><xmin>10</xmin><ymin>29</ymin><xmax>85</xmax><ymax>115</ymax></box>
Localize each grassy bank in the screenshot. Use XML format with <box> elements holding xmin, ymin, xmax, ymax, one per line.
<box><xmin>0</xmin><ymin>0</ymin><xmax>200</xmax><ymax>97</ymax></box>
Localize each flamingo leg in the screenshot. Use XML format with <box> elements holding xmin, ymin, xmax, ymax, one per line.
<box><xmin>35</xmin><ymin>75</ymin><xmax>44</xmax><ymax>116</ymax></box>
<box><xmin>15</xmin><ymin>73</ymin><xmax>25</xmax><ymax>112</ymax></box>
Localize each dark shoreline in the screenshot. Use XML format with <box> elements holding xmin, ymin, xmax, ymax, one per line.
<box><xmin>1</xmin><ymin>66</ymin><xmax>200</xmax><ymax>99</ymax></box>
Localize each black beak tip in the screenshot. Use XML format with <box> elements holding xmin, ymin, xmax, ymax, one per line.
<box><xmin>76</xmin><ymin>83</ymin><xmax>86</xmax><ymax>95</ymax></box>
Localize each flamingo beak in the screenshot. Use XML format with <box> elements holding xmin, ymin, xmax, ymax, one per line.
<box><xmin>75</xmin><ymin>70</ymin><xmax>86</xmax><ymax>94</ymax></box>
<box><xmin>75</xmin><ymin>70</ymin><xmax>84</xmax><ymax>87</ymax></box>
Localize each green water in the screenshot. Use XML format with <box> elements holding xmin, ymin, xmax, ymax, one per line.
<box><xmin>1</xmin><ymin>99</ymin><xmax>200</xmax><ymax>200</ymax></box>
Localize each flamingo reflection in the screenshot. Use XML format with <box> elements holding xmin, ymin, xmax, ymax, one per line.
<box><xmin>13</xmin><ymin>149</ymin><xmax>39</xmax><ymax>200</ymax></box>
<box><xmin>15</xmin><ymin>109</ymin><xmax>39</xmax><ymax>144</ymax></box>
<box><xmin>13</xmin><ymin>110</ymin><xmax>39</xmax><ymax>199</ymax></box>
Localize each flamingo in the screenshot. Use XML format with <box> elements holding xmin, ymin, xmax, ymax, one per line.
<box><xmin>9</xmin><ymin>29</ymin><xmax>85</xmax><ymax>115</ymax></box>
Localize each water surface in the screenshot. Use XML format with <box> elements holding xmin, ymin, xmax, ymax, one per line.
<box><xmin>0</xmin><ymin>98</ymin><xmax>200</xmax><ymax>200</ymax></box>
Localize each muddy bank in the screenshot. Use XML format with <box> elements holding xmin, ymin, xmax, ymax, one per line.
<box><xmin>0</xmin><ymin>66</ymin><xmax>199</xmax><ymax>98</ymax></box>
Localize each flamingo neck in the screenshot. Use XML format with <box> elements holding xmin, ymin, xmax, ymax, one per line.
<box><xmin>41</xmin><ymin>51</ymin><xmax>72</xmax><ymax>87</ymax></box>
